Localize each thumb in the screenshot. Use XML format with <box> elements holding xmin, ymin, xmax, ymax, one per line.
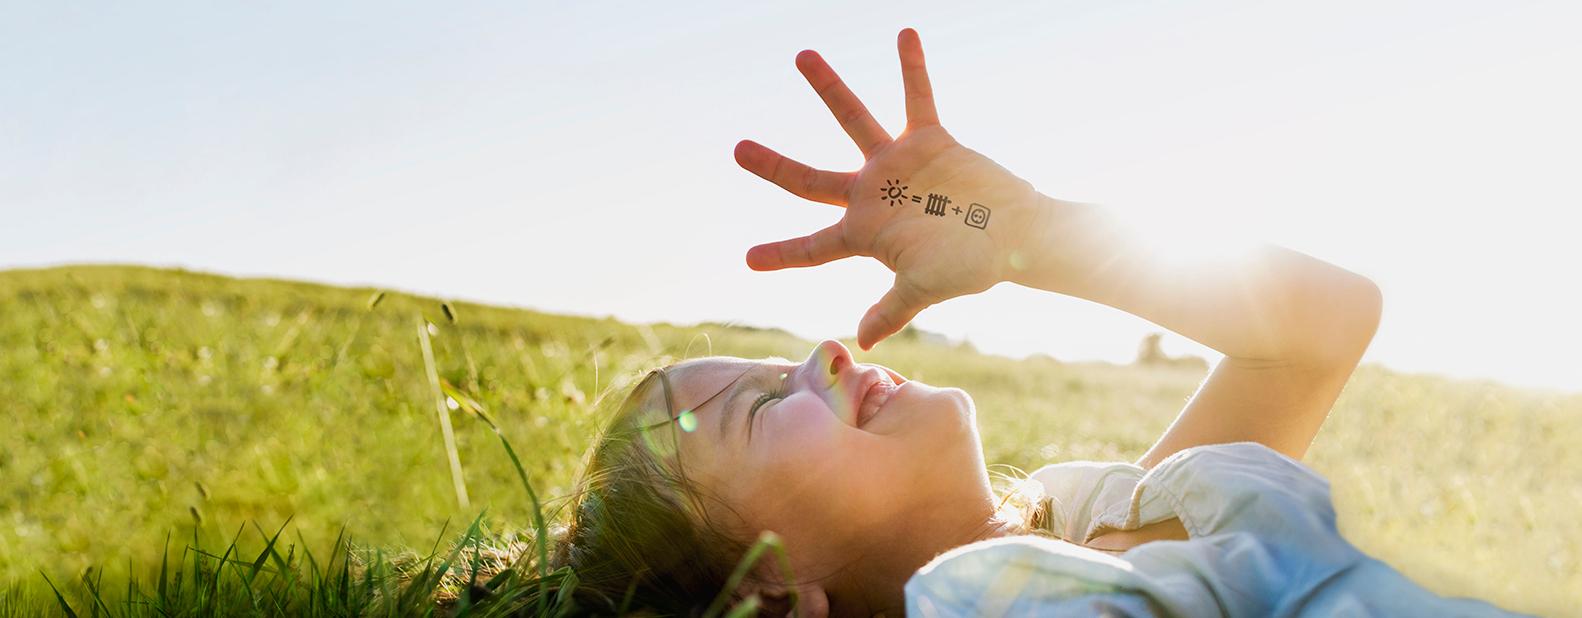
<box><xmin>857</xmin><ymin>279</ymin><xmax>929</xmax><ymax>350</ymax></box>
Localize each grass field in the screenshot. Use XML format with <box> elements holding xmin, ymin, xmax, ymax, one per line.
<box><xmin>1</xmin><ymin>265</ymin><xmax>1577</xmax><ymax>615</ymax></box>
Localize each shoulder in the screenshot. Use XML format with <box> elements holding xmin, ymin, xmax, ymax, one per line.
<box><xmin>1140</xmin><ymin>441</ymin><xmax>1336</xmax><ymax>538</ymax></box>
<box><xmin>1029</xmin><ymin>442</ymin><xmax>1335</xmax><ymax>542</ymax></box>
<box><xmin>1029</xmin><ymin>459</ymin><xmax>1152</xmax><ymax>542</ymax></box>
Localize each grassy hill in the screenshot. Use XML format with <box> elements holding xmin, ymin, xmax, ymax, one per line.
<box><xmin>1</xmin><ymin>265</ymin><xmax>1576</xmax><ymax>614</ymax></box>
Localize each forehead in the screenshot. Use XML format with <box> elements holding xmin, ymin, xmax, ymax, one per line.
<box><xmin>657</xmin><ymin>356</ymin><xmax>795</xmax><ymax>449</ymax></box>
<box><xmin>645</xmin><ymin>358</ymin><xmax>751</xmax><ymax>463</ymax></box>
<box><xmin>667</xmin><ymin>357</ymin><xmax>757</xmax><ymax>405</ymax></box>
<box><xmin>666</xmin><ymin>356</ymin><xmax>789</xmax><ymax>407</ymax></box>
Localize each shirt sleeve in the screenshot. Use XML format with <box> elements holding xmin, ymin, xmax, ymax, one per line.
<box><xmin>1030</xmin><ymin>459</ymin><xmax>1178</xmax><ymax>543</ymax></box>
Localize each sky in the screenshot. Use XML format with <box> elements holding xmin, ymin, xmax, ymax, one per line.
<box><xmin>3</xmin><ymin>1</ymin><xmax>1579</xmax><ymax>391</ymax></box>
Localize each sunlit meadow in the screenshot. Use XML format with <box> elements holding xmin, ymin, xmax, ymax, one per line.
<box><xmin>1</xmin><ymin>266</ymin><xmax>1576</xmax><ymax>615</ymax></box>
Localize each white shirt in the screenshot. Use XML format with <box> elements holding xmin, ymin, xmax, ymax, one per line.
<box><xmin>905</xmin><ymin>443</ymin><xmax>1525</xmax><ymax>617</ymax></box>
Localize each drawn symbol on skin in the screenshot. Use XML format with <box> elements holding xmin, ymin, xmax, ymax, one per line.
<box><xmin>880</xmin><ymin>179</ymin><xmax>910</xmax><ymax>207</ymax></box>
<box><xmin>964</xmin><ymin>203</ymin><xmax>991</xmax><ymax>229</ymax></box>
<box><xmin>952</xmin><ymin>205</ymin><xmax>962</xmax><ymax>215</ymax></box>
<box><xmin>925</xmin><ymin>193</ymin><xmax>950</xmax><ymax>216</ymax></box>
<box><xmin>911</xmin><ymin>195</ymin><xmax>922</xmax><ymax>203</ymax></box>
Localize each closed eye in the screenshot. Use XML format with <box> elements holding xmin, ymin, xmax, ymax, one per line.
<box><xmin>745</xmin><ymin>377</ymin><xmax>788</xmax><ymax>441</ymax></box>
<box><xmin>745</xmin><ymin>392</ymin><xmax>778</xmax><ymax>440</ymax></box>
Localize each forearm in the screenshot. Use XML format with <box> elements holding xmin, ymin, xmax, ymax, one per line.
<box><xmin>1006</xmin><ymin>196</ymin><xmax>1382</xmax><ymax>364</ymax></box>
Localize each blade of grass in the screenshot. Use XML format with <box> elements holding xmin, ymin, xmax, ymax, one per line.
<box><xmin>157</xmin><ymin>532</ymin><xmax>171</xmax><ymax>608</ymax></box>
<box><xmin>81</xmin><ymin>568</ymin><xmax>111</xmax><ymax>617</ymax></box>
<box><xmin>250</xmin><ymin>521</ymin><xmax>293</xmax><ymax>576</ymax></box>
<box><xmin>332</xmin><ymin>290</ymin><xmax>385</xmax><ymax>368</ymax></box>
<box><xmin>125</xmin><ymin>560</ymin><xmax>135</xmax><ymax>616</ymax></box>
<box><xmin>723</xmin><ymin>595</ymin><xmax>762</xmax><ymax>618</ymax></box>
<box><xmin>703</xmin><ymin>531</ymin><xmax>796</xmax><ymax>618</ymax></box>
<box><xmin>366</xmin><ymin>549</ymin><xmax>387</xmax><ymax>616</ymax></box>
<box><xmin>249</xmin><ymin>516</ymin><xmax>294</xmax><ymax>582</ymax></box>
<box><xmin>419</xmin><ymin>316</ymin><xmax>470</xmax><ymax>509</ymax></box>
<box><xmin>549</xmin><ymin>568</ymin><xmax>579</xmax><ymax>617</ymax></box>
<box><xmin>337</xmin><ymin>531</ymin><xmax>351</xmax><ymax>613</ymax></box>
<box><xmin>38</xmin><ymin>571</ymin><xmax>78</xmax><ymax>618</ymax></box>
<box><xmin>438</xmin><ymin>379</ymin><xmax>551</xmax><ymax>615</ymax></box>
<box><xmin>459</xmin><ymin>528</ymin><xmax>482</xmax><ymax>615</ymax></box>
<box><xmin>207</xmin><ymin>524</ymin><xmax>245</xmax><ymax>614</ymax></box>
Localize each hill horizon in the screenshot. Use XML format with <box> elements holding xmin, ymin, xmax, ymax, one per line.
<box><xmin>7</xmin><ymin>262</ymin><xmax>1571</xmax><ymax>397</ymax></box>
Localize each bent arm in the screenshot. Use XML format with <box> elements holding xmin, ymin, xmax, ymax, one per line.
<box><xmin>1009</xmin><ymin>196</ymin><xmax>1382</xmax><ymax>468</ymax></box>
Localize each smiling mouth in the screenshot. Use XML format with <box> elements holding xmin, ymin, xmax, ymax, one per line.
<box><xmin>855</xmin><ymin>379</ymin><xmax>899</xmax><ymax>429</ymax></box>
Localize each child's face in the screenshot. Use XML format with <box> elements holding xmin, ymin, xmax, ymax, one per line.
<box><xmin>662</xmin><ymin>340</ymin><xmax>994</xmax><ymax>574</ymax></box>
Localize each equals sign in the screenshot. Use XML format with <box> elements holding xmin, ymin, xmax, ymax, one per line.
<box><xmin>910</xmin><ymin>195</ymin><xmax>922</xmax><ymax>203</ymax></box>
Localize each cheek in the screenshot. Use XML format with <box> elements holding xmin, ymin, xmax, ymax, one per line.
<box><xmin>752</xmin><ymin>396</ymin><xmax>849</xmax><ymax>465</ymax></box>
<box><xmin>745</xmin><ymin>399</ymin><xmax>896</xmax><ymax>526</ymax></box>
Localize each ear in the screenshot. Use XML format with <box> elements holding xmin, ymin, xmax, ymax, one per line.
<box><xmin>750</xmin><ymin>581</ymin><xmax>828</xmax><ymax>618</ymax></box>
<box><xmin>730</xmin><ymin>533</ymin><xmax>831</xmax><ymax>617</ymax></box>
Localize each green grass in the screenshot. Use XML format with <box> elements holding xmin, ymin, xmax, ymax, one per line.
<box><xmin>1</xmin><ymin>265</ymin><xmax>1577</xmax><ymax>615</ymax></box>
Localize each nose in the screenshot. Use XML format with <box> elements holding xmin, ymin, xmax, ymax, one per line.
<box><xmin>794</xmin><ymin>340</ymin><xmax>865</xmax><ymax>426</ymax></box>
<box><xmin>804</xmin><ymin>339</ymin><xmax>853</xmax><ymax>385</ymax></box>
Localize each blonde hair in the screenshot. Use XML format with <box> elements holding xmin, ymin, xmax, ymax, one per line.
<box><xmin>989</xmin><ymin>465</ymin><xmax>1057</xmax><ymax>537</ymax></box>
<box><xmin>546</xmin><ymin>368</ymin><xmax>755</xmax><ymax>613</ymax></box>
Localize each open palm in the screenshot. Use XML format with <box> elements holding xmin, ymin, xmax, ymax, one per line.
<box><xmin>735</xmin><ymin>29</ymin><xmax>1041</xmax><ymax>349</ymax></box>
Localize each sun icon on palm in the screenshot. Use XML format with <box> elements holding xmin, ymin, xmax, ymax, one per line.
<box><xmin>880</xmin><ymin>179</ymin><xmax>909</xmax><ymax>207</ymax></box>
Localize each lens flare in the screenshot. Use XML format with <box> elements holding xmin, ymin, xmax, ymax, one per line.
<box><xmin>637</xmin><ymin>408</ymin><xmax>680</xmax><ymax>458</ymax></box>
<box><xmin>676</xmin><ymin>409</ymin><xmax>698</xmax><ymax>433</ymax></box>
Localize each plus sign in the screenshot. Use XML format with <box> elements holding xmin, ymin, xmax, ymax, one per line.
<box><xmin>952</xmin><ymin>206</ymin><xmax>962</xmax><ymax>214</ymax></box>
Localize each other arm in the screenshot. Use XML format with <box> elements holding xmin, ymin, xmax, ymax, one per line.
<box><xmin>1010</xmin><ymin>197</ymin><xmax>1382</xmax><ymax>467</ymax></box>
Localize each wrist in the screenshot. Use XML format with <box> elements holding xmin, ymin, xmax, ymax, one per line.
<box><xmin>997</xmin><ymin>192</ymin><xmax>1068</xmax><ymax>287</ymax></box>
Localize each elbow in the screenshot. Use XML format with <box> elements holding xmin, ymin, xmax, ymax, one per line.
<box><xmin>1337</xmin><ymin>276</ymin><xmax>1382</xmax><ymax>359</ymax></box>
<box><xmin>1288</xmin><ymin>273</ymin><xmax>1383</xmax><ymax>365</ymax></box>
<box><xmin>1354</xmin><ymin>276</ymin><xmax>1384</xmax><ymax>339</ymax></box>
<box><xmin>1328</xmin><ymin>274</ymin><xmax>1384</xmax><ymax>363</ymax></box>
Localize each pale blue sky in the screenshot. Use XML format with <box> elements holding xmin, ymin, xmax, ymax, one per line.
<box><xmin>4</xmin><ymin>1</ymin><xmax>1579</xmax><ymax>390</ymax></box>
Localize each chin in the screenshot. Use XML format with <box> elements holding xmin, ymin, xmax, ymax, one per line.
<box><xmin>871</xmin><ymin>382</ymin><xmax>978</xmax><ymax>444</ymax></box>
<box><xmin>918</xmin><ymin>384</ymin><xmax>979</xmax><ymax>440</ymax></box>
<box><xmin>914</xmin><ymin>386</ymin><xmax>990</xmax><ymax>493</ymax></box>
<box><xmin>945</xmin><ymin>386</ymin><xmax>975</xmax><ymax>418</ymax></box>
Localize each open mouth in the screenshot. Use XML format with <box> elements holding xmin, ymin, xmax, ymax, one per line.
<box><xmin>855</xmin><ymin>378</ymin><xmax>899</xmax><ymax>429</ymax></box>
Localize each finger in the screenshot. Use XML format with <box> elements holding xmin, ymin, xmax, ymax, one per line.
<box><xmin>897</xmin><ymin>28</ymin><xmax>940</xmax><ymax>128</ymax></box>
<box><xmin>857</xmin><ymin>278</ymin><xmax>929</xmax><ymax>350</ymax></box>
<box><xmin>734</xmin><ymin>140</ymin><xmax>854</xmax><ymax>206</ymax></box>
<box><xmin>746</xmin><ymin>223</ymin><xmax>855</xmax><ymax>272</ymax></box>
<box><xmin>796</xmin><ymin>50</ymin><xmax>892</xmax><ymax>158</ymax></box>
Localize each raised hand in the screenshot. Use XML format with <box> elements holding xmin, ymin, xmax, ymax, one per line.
<box><xmin>735</xmin><ymin>28</ymin><xmax>1045</xmax><ymax>349</ymax></box>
